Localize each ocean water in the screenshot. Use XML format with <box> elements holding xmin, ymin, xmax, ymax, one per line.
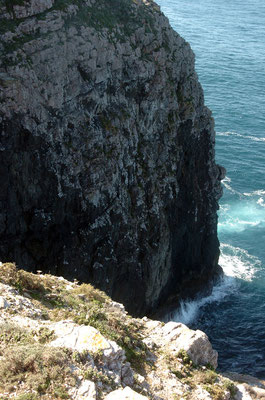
<box><xmin>156</xmin><ymin>0</ymin><xmax>265</xmax><ymax>378</ymax></box>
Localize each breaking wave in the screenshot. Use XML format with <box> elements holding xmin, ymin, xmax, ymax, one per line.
<box><xmin>166</xmin><ymin>244</ymin><xmax>260</xmax><ymax>325</ymax></box>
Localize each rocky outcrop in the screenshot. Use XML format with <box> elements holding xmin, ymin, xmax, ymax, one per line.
<box><xmin>1</xmin><ymin>264</ymin><xmax>264</xmax><ymax>400</ymax></box>
<box><xmin>143</xmin><ymin>320</ymin><xmax>218</xmax><ymax>369</ymax></box>
<box><xmin>0</xmin><ymin>0</ymin><xmax>224</xmax><ymax>316</ymax></box>
<box><xmin>105</xmin><ymin>387</ymin><xmax>148</xmax><ymax>400</ymax></box>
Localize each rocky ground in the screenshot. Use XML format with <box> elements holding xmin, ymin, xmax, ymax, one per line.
<box><xmin>0</xmin><ymin>262</ymin><xmax>264</xmax><ymax>399</ymax></box>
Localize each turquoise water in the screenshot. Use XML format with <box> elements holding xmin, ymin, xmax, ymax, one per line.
<box><xmin>156</xmin><ymin>0</ymin><xmax>265</xmax><ymax>377</ymax></box>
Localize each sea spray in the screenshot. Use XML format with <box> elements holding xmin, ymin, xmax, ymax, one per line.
<box><xmin>166</xmin><ymin>243</ymin><xmax>261</xmax><ymax>325</ymax></box>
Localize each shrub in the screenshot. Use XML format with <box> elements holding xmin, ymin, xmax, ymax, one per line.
<box><xmin>0</xmin><ymin>345</ymin><xmax>73</xmax><ymax>397</ymax></box>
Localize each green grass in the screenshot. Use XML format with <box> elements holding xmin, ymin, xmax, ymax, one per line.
<box><xmin>0</xmin><ymin>263</ymin><xmax>148</xmax><ymax>374</ymax></box>
<box><xmin>0</xmin><ymin>263</ymin><xmax>240</xmax><ymax>399</ymax></box>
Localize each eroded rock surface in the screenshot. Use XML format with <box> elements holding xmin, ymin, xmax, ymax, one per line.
<box><xmin>0</xmin><ymin>0</ymin><xmax>224</xmax><ymax>316</ymax></box>
<box><xmin>143</xmin><ymin>320</ymin><xmax>218</xmax><ymax>369</ymax></box>
<box><xmin>1</xmin><ymin>264</ymin><xmax>264</xmax><ymax>400</ymax></box>
<box><xmin>105</xmin><ymin>386</ymin><xmax>149</xmax><ymax>400</ymax></box>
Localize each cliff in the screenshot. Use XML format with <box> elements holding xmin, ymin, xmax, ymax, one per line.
<box><xmin>1</xmin><ymin>263</ymin><xmax>264</xmax><ymax>400</ymax></box>
<box><xmin>0</xmin><ymin>0</ymin><xmax>224</xmax><ymax>316</ymax></box>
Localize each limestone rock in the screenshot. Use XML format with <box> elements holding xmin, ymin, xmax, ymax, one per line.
<box><xmin>234</xmin><ymin>384</ymin><xmax>253</xmax><ymax>400</ymax></box>
<box><xmin>50</xmin><ymin>320</ymin><xmax>126</xmax><ymax>365</ymax></box>
<box><xmin>1</xmin><ymin>266</ymin><xmax>265</xmax><ymax>400</ymax></box>
<box><xmin>0</xmin><ymin>282</ymin><xmax>43</xmax><ymax>320</ymax></box>
<box><xmin>192</xmin><ymin>386</ymin><xmax>212</xmax><ymax>400</ymax></box>
<box><xmin>143</xmin><ymin>320</ymin><xmax>218</xmax><ymax>369</ymax></box>
<box><xmin>49</xmin><ymin>320</ymin><xmax>131</xmax><ymax>384</ymax></box>
<box><xmin>50</xmin><ymin>321</ymin><xmax>113</xmax><ymax>353</ymax></box>
<box><xmin>1</xmin><ymin>0</ymin><xmax>54</xmax><ymax>19</ymax></box>
<box><xmin>70</xmin><ymin>379</ymin><xmax>97</xmax><ymax>400</ymax></box>
<box><xmin>0</xmin><ymin>295</ymin><xmax>9</xmax><ymax>309</ymax></box>
<box><xmin>121</xmin><ymin>362</ymin><xmax>135</xmax><ymax>386</ymax></box>
<box><xmin>223</xmin><ymin>372</ymin><xmax>265</xmax><ymax>400</ymax></box>
<box><xmin>104</xmin><ymin>386</ymin><xmax>148</xmax><ymax>400</ymax></box>
<box><xmin>162</xmin><ymin>321</ymin><xmax>218</xmax><ymax>368</ymax></box>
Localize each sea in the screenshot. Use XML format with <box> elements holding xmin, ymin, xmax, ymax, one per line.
<box><xmin>155</xmin><ymin>0</ymin><xmax>265</xmax><ymax>378</ymax></box>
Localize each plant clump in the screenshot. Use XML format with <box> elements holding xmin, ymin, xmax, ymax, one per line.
<box><xmin>0</xmin><ymin>263</ymin><xmax>148</xmax><ymax>374</ymax></box>
<box><xmin>0</xmin><ymin>263</ymin><xmax>242</xmax><ymax>399</ymax></box>
<box><xmin>0</xmin><ymin>344</ymin><xmax>74</xmax><ymax>398</ymax></box>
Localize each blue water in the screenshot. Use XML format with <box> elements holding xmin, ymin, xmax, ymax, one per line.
<box><xmin>156</xmin><ymin>0</ymin><xmax>265</xmax><ymax>378</ymax></box>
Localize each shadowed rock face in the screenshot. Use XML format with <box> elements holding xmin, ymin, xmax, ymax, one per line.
<box><xmin>0</xmin><ymin>0</ymin><xmax>224</xmax><ymax>316</ymax></box>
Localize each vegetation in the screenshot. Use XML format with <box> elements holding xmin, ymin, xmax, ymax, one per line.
<box><xmin>163</xmin><ymin>348</ymin><xmax>238</xmax><ymax>400</ymax></box>
<box><xmin>0</xmin><ymin>0</ymin><xmax>158</xmax><ymax>59</ymax></box>
<box><xmin>0</xmin><ymin>263</ymin><xmax>241</xmax><ymax>399</ymax></box>
<box><xmin>0</xmin><ymin>345</ymin><xmax>73</xmax><ymax>398</ymax></box>
<box><xmin>0</xmin><ymin>263</ymin><xmax>148</xmax><ymax>373</ymax></box>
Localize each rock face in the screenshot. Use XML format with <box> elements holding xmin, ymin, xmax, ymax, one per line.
<box><xmin>0</xmin><ymin>0</ymin><xmax>224</xmax><ymax>316</ymax></box>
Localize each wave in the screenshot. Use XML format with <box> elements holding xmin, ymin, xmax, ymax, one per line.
<box><xmin>220</xmin><ymin>243</ymin><xmax>261</xmax><ymax>280</ymax></box>
<box><xmin>221</xmin><ymin>175</ymin><xmax>241</xmax><ymax>195</ymax></box>
<box><xmin>165</xmin><ymin>276</ymin><xmax>236</xmax><ymax>325</ymax></box>
<box><xmin>218</xmin><ymin>196</ymin><xmax>265</xmax><ymax>233</ymax></box>
<box><xmin>218</xmin><ymin>220</ymin><xmax>261</xmax><ymax>234</ymax></box>
<box><xmin>222</xmin><ymin>176</ymin><xmax>231</xmax><ymax>183</ymax></box>
<box><xmin>243</xmin><ymin>189</ymin><xmax>265</xmax><ymax>197</ymax></box>
<box><xmin>241</xmin><ymin>190</ymin><xmax>265</xmax><ymax>209</ymax></box>
<box><xmin>222</xmin><ymin>181</ymin><xmax>238</xmax><ymax>194</ymax></box>
<box><xmin>217</xmin><ymin>131</ymin><xmax>265</xmax><ymax>142</ymax></box>
<box><xmin>222</xmin><ymin>185</ymin><xmax>265</xmax><ymax>209</ymax></box>
<box><xmin>165</xmin><ymin>244</ymin><xmax>260</xmax><ymax>325</ymax></box>
<box><xmin>257</xmin><ymin>198</ymin><xmax>265</xmax><ymax>207</ymax></box>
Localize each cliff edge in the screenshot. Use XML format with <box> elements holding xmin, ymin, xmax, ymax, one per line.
<box><xmin>0</xmin><ymin>0</ymin><xmax>224</xmax><ymax>316</ymax></box>
<box><xmin>1</xmin><ymin>263</ymin><xmax>264</xmax><ymax>400</ymax></box>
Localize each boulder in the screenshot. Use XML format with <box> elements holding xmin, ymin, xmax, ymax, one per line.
<box><xmin>70</xmin><ymin>380</ymin><xmax>97</xmax><ymax>400</ymax></box>
<box><xmin>104</xmin><ymin>386</ymin><xmax>148</xmax><ymax>400</ymax></box>
<box><xmin>50</xmin><ymin>320</ymin><xmax>125</xmax><ymax>364</ymax></box>
<box><xmin>162</xmin><ymin>321</ymin><xmax>218</xmax><ymax>368</ymax></box>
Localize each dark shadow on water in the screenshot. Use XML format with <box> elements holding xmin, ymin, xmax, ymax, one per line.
<box><xmin>185</xmin><ymin>277</ymin><xmax>265</xmax><ymax>379</ymax></box>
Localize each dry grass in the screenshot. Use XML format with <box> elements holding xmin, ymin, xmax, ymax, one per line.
<box><xmin>0</xmin><ymin>263</ymin><xmax>240</xmax><ymax>400</ymax></box>
<box><xmin>0</xmin><ymin>344</ymin><xmax>74</xmax><ymax>398</ymax></box>
<box><xmin>72</xmin><ymin>283</ymin><xmax>108</xmax><ymax>303</ymax></box>
<box><xmin>0</xmin><ymin>263</ymin><xmax>148</xmax><ymax>374</ymax></box>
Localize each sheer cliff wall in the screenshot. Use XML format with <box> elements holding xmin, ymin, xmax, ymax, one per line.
<box><xmin>0</xmin><ymin>0</ymin><xmax>224</xmax><ymax>315</ymax></box>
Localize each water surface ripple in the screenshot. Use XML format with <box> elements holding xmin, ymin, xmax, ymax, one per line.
<box><xmin>156</xmin><ymin>0</ymin><xmax>265</xmax><ymax>378</ymax></box>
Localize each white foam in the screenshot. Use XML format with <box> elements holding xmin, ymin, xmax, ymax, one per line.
<box><xmin>245</xmin><ymin>135</ymin><xmax>265</xmax><ymax>142</ymax></box>
<box><xmin>222</xmin><ymin>180</ymin><xmax>237</xmax><ymax>194</ymax></box>
<box><xmin>220</xmin><ymin>243</ymin><xmax>261</xmax><ymax>280</ymax></box>
<box><xmin>217</xmin><ymin>131</ymin><xmax>265</xmax><ymax>142</ymax></box>
<box><xmin>218</xmin><ymin>219</ymin><xmax>260</xmax><ymax>233</ymax></box>
<box><xmin>165</xmin><ymin>275</ymin><xmax>236</xmax><ymax>325</ymax></box>
<box><xmin>243</xmin><ymin>189</ymin><xmax>265</xmax><ymax>197</ymax></box>
<box><xmin>217</xmin><ymin>131</ymin><xmax>233</xmax><ymax>136</ymax></box>
<box><xmin>221</xmin><ymin>176</ymin><xmax>242</xmax><ymax>196</ymax></box>
<box><xmin>219</xmin><ymin>204</ymin><xmax>229</xmax><ymax>212</ymax></box>
<box><xmin>257</xmin><ymin>198</ymin><xmax>265</xmax><ymax>207</ymax></box>
<box><xmin>218</xmin><ymin>197</ymin><xmax>265</xmax><ymax>233</ymax></box>
<box><xmin>223</xmin><ymin>176</ymin><xmax>231</xmax><ymax>183</ymax></box>
<box><xmin>165</xmin><ymin>244</ymin><xmax>261</xmax><ymax>325</ymax></box>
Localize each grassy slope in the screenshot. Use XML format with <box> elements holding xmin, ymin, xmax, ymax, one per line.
<box><xmin>0</xmin><ymin>263</ymin><xmax>239</xmax><ymax>400</ymax></box>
